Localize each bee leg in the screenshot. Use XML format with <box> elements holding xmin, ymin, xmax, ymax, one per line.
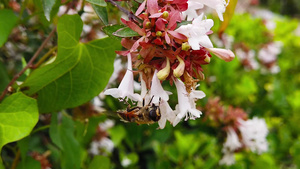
<box><xmin>148</xmin><ymin>95</ymin><xmax>155</xmax><ymax>106</ymax></box>
<box><xmin>127</xmin><ymin>106</ymin><xmax>141</xmax><ymax>112</ymax></box>
<box><xmin>119</xmin><ymin>97</ymin><xmax>131</xmax><ymax>109</ymax></box>
<box><xmin>142</xmin><ymin>98</ymin><xmax>145</xmax><ymax>107</ymax></box>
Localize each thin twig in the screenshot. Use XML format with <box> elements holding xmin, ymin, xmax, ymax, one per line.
<box><xmin>0</xmin><ymin>27</ymin><xmax>57</xmax><ymax>102</ymax></box>
<box><xmin>10</xmin><ymin>150</ymin><xmax>20</xmax><ymax>169</ymax></box>
<box><xmin>106</xmin><ymin>0</ymin><xmax>142</xmax><ymax>23</ymax></box>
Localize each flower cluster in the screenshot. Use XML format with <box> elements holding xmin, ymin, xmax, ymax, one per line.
<box><xmin>104</xmin><ymin>0</ymin><xmax>235</xmax><ymax>128</ymax></box>
<box><xmin>204</xmin><ymin>98</ymin><xmax>269</xmax><ymax>165</ymax></box>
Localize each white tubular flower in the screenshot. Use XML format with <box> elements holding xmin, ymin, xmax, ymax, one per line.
<box><xmin>258</xmin><ymin>42</ymin><xmax>282</xmax><ymax>64</ymax></box>
<box><xmin>151</xmin><ymin>70</ymin><xmax>175</xmax><ymax>129</ymax></box>
<box><xmin>89</xmin><ymin>138</ymin><xmax>114</xmax><ymax>155</ymax></box>
<box><xmin>175</xmin><ymin>14</ymin><xmax>214</xmax><ymax>50</ymax></box>
<box><xmin>223</xmin><ymin>127</ymin><xmax>242</xmax><ymax>152</ymax></box>
<box><xmin>150</xmin><ymin>69</ymin><xmax>170</xmax><ymax>104</ymax></box>
<box><xmin>238</xmin><ymin>117</ymin><xmax>269</xmax><ymax>154</ymax></box>
<box><xmin>104</xmin><ymin>54</ymin><xmax>142</xmax><ymax>102</ymax></box>
<box><xmin>219</xmin><ymin>152</ymin><xmax>236</xmax><ymax>166</ymax></box>
<box><xmin>219</xmin><ymin>127</ymin><xmax>242</xmax><ymax>165</ymax></box>
<box><xmin>182</xmin><ymin>0</ymin><xmax>228</xmax><ymax>21</ymax></box>
<box><xmin>139</xmin><ymin>71</ymin><xmax>175</xmax><ymax>129</ymax></box>
<box><xmin>182</xmin><ymin>1</ymin><xmax>204</xmax><ymax>21</ymax></box>
<box><xmin>199</xmin><ymin>0</ymin><xmax>228</xmax><ymax>21</ymax></box>
<box><xmin>173</xmin><ymin>78</ymin><xmax>206</xmax><ymax>126</ymax></box>
<box><xmin>158</xmin><ymin>100</ymin><xmax>176</xmax><ymax>129</ymax></box>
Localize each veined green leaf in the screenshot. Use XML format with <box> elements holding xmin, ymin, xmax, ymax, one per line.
<box><xmin>102</xmin><ymin>24</ymin><xmax>125</xmax><ymax>41</ymax></box>
<box><xmin>0</xmin><ymin>93</ymin><xmax>38</xmax><ymax>152</ymax></box>
<box><xmin>92</xmin><ymin>4</ymin><xmax>108</xmax><ymax>25</ymax></box>
<box><xmin>42</xmin><ymin>0</ymin><xmax>56</xmax><ymax>21</ymax></box>
<box><xmin>50</xmin><ymin>113</ymin><xmax>81</xmax><ymax>169</ymax></box>
<box><xmin>21</xmin><ymin>15</ymin><xmax>121</xmax><ymax>113</ymax></box>
<box><xmin>113</xmin><ymin>27</ymin><xmax>140</xmax><ymax>37</ymax></box>
<box><xmin>0</xmin><ymin>9</ymin><xmax>18</xmax><ymax>47</ymax></box>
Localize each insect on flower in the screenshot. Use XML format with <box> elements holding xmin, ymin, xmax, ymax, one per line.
<box><xmin>117</xmin><ymin>96</ymin><xmax>161</xmax><ymax>125</ymax></box>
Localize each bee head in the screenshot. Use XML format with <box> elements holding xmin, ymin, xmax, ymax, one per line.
<box><xmin>149</xmin><ymin>104</ymin><xmax>161</xmax><ymax>122</ymax></box>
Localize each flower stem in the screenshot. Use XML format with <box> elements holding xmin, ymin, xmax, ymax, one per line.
<box><xmin>106</xmin><ymin>0</ymin><xmax>142</xmax><ymax>22</ymax></box>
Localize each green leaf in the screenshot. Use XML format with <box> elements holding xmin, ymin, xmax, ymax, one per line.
<box><xmin>16</xmin><ymin>157</ymin><xmax>41</xmax><ymax>169</ymax></box>
<box><xmin>0</xmin><ymin>93</ymin><xmax>38</xmax><ymax>152</ymax></box>
<box><xmin>33</xmin><ymin>0</ymin><xmax>50</xmax><ymax>27</ymax></box>
<box><xmin>86</xmin><ymin>0</ymin><xmax>107</xmax><ymax>7</ymax></box>
<box><xmin>108</xmin><ymin>125</ymin><xmax>126</xmax><ymax>146</ymax></box>
<box><xmin>92</xmin><ymin>4</ymin><xmax>108</xmax><ymax>25</ymax></box>
<box><xmin>0</xmin><ymin>9</ymin><xmax>18</xmax><ymax>47</ymax></box>
<box><xmin>50</xmin><ymin>113</ymin><xmax>81</xmax><ymax>169</ymax></box>
<box><xmin>21</xmin><ymin>15</ymin><xmax>121</xmax><ymax>113</ymax></box>
<box><xmin>42</xmin><ymin>0</ymin><xmax>56</xmax><ymax>21</ymax></box>
<box><xmin>88</xmin><ymin>155</ymin><xmax>110</xmax><ymax>169</ymax></box>
<box><xmin>176</xmin><ymin>21</ymin><xmax>192</xmax><ymax>29</ymax></box>
<box><xmin>102</xmin><ymin>24</ymin><xmax>124</xmax><ymax>41</ymax></box>
<box><xmin>74</xmin><ymin>115</ymin><xmax>106</xmax><ymax>147</ymax></box>
<box><xmin>113</xmin><ymin>27</ymin><xmax>140</xmax><ymax>37</ymax></box>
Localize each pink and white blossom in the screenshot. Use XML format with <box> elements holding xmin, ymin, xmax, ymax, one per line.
<box><xmin>175</xmin><ymin>14</ymin><xmax>214</xmax><ymax>50</ymax></box>
<box><xmin>182</xmin><ymin>0</ymin><xmax>228</xmax><ymax>21</ymax></box>
<box><xmin>173</xmin><ymin>78</ymin><xmax>206</xmax><ymax>126</ymax></box>
<box><xmin>104</xmin><ymin>54</ymin><xmax>142</xmax><ymax>102</ymax></box>
<box><xmin>238</xmin><ymin>117</ymin><xmax>269</xmax><ymax>154</ymax></box>
<box><xmin>220</xmin><ymin>127</ymin><xmax>242</xmax><ymax>165</ymax></box>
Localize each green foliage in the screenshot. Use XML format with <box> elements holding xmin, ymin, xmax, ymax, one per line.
<box><xmin>113</xmin><ymin>27</ymin><xmax>140</xmax><ymax>37</ymax></box>
<box><xmin>88</xmin><ymin>156</ymin><xmax>110</xmax><ymax>169</ymax></box>
<box><xmin>41</xmin><ymin>0</ymin><xmax>58</xmax><ymax>21</ymax></box>
<box><xmin>102</xmin><ymin>24</ymin><xmax>125</xmax><ymax>40</ymax></box>
<box><xmin>50</xmin><ymin>113</ymin><xmax>81</xmax><ymax>169</ymax></box>
<box><xmin>0</xmin><ymin>93</ymin><xmax>38</xmax><ymax>152</ymax></box>
<box><xmin>226</xmin><ymin>13</ymin><xmax>271</xmax><ymax>50</ymax></box>
<box><xmin>0</xmin><ymin>9</ymin><xmax>18</xmax><ymax>47</ymax></box>
<box><xmin>86</xmin><ymin>0</ymin><xmax>107</xmax><ymax>7</ymax></box>
<box><xmin>21</xmin><ymin>15</ymin><xmax>121</xmax><ymax>113</ymax></box>
<box><xmin>0</xmin><ymin>1</ymin><xmax>300</xmax><ymax>169</ymax></box>
<box><xmin>92</xmin><ymin>4</ymin><xmax>109</xmax><ymax>25</ymax></box>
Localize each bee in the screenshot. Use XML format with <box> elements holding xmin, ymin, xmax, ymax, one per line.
<box><xmin>117</xmin><ymin>96</ymin><xmax>161</xmax><ymax>125</ymax></box>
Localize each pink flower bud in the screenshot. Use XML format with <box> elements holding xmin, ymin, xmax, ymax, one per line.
<box><xmin>208</xmin><ymin>48</ymin><xmax>235</xmax><ymax>62</ymax></box>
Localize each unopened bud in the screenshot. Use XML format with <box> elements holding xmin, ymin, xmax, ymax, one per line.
<box><xmin>145</xmin><ymin>21</ymin><xmax>152</xmax><ymax>28</ymax></box>
<box><xmin>162</xmin><ymin>11</ymin><xmax>169</xmax><ymax>19</ymax></box>
<box><xmin>137</xmin><ymin>54</ymin><xmax>142</xmax><ymax>59</ymax></box>
<box><xmin>204</xmin><ymin>55</ymin><xmax>211</xmax><ymax>63</ymax></box>
<box><xmin>208</xmin><ymin>48</ymin><xmax>235</xmax><ymax>62</ymax></box>
<box><xmin>182</xmin><ymin>42</ymin><xmax>190</xmax><ymax>51</ymax></box>
<box><xmin>173</xmin><ymin>56</ymin><xmax>185</xmax><ymax>78</ymax></box>
<box><xmin>156</xmin><ymin>31</ymin><xmax>162</xmax><ymax>37</ymax></box>
<box><xmin>157</xmin><ymin>58</ymin><xmax>170</xmax><ymax>80</ymax></box>
<box><xmin>198</xmin><ymin>71</ymin><xmax>205</xmax><ymax>81</ymax></box>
